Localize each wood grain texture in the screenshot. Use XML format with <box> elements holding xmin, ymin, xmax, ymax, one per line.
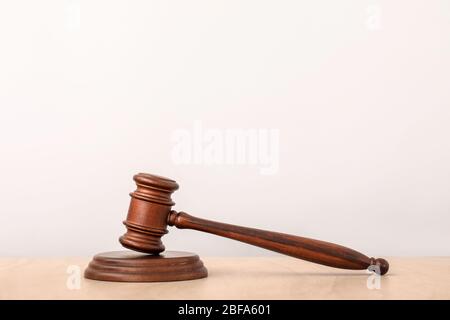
<box><xmin>168</xmin><ymin>211</ymin><xmax>389</xmax><ymax>275</ymax></box>
<box><xmin>84</xmin><ymin>251</ymin><xmax>207</xmax><ymax>282</ymax></box>
<box><xmin>0</xmin><ymin>257</ymin><xmax>449</xmax><ymax>299</ymax></box>
<box><xmin>119</xmin><ymin>173</ymin><xmax>179</xmax><ymax>254</ymax></box>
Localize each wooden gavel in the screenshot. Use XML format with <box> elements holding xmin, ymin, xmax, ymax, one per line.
<box><xmin>118</xmin><ymin>173</ymin><xmax>389</xmax><ymax>275</ymax></box>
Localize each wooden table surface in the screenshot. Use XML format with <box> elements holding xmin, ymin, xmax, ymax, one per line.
<box><xmin>0</xmin><ymin>256</ymin><xmax>449</xmax><ymax>299</ymax></box>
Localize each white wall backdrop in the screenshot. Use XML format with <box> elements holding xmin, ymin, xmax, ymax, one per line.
<box><xmin>0</xmin><ymin>1</ymin><xmax>449</xmax><ymax>257</ymax></box>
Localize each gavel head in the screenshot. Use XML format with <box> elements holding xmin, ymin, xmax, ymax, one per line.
<box><xmin>119</xmin><ymin>173</ymin><xmax>179</xmax><ymax>254</ymax></box>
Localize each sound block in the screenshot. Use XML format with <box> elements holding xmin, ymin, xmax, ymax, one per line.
<box><xmin>84</xmin><ymin>250</ymin><xmax>208</xmax><ymax>282</ymax></box>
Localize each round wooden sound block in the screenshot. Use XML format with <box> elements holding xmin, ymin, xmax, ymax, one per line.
<box><xmin>84</xmin><ymin>250</ymin><xmax>208</xmax><ymax>282</ymax></box>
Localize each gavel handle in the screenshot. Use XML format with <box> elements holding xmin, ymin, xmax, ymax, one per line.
<box><xmin>168</xmin><ymin>211</ymin><xmax>389</xmax><ymax>275</ymax></box>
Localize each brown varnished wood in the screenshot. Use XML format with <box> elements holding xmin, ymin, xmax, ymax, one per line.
<box><xmin>117</xmin><ymin>173</ymin><xmax>389</xmax><ymax>276</ymax></box>
<box><xmin>119</xmin><ymin>173</ymin><xmax>179</xmax><ymax>254</ymax></box>
<box><xmin>84</xmin><ymin>251</ymin><xmax>207</xmax><ymax>282</ymax></box>
<box><xmin>168</xmin><ymin>211</ymin><xmax>389</xmax><ymax>275</ymax></box>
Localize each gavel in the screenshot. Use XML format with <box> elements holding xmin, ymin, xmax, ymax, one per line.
<box><xmin>117</xmin><ymin>173</ymin><xmax>389</xmax><ymax>276</ymax></box>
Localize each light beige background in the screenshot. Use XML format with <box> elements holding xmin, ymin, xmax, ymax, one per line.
<box><xmin>0</xmin><ymin>1</ymin><xmax>449</xmax><ymax>257</ymax></box>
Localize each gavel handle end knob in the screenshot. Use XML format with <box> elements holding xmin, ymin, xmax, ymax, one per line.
<box><xmin>369</xmin><ymin>257</ymin><xmax>389</xmax><ymax>275</ymax></box>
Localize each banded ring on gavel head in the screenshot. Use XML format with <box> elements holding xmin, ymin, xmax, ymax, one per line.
<box><xmin>119</xmin><ymin>173</ymin><xmax>179</xmax><ymax>254</ymax></box>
